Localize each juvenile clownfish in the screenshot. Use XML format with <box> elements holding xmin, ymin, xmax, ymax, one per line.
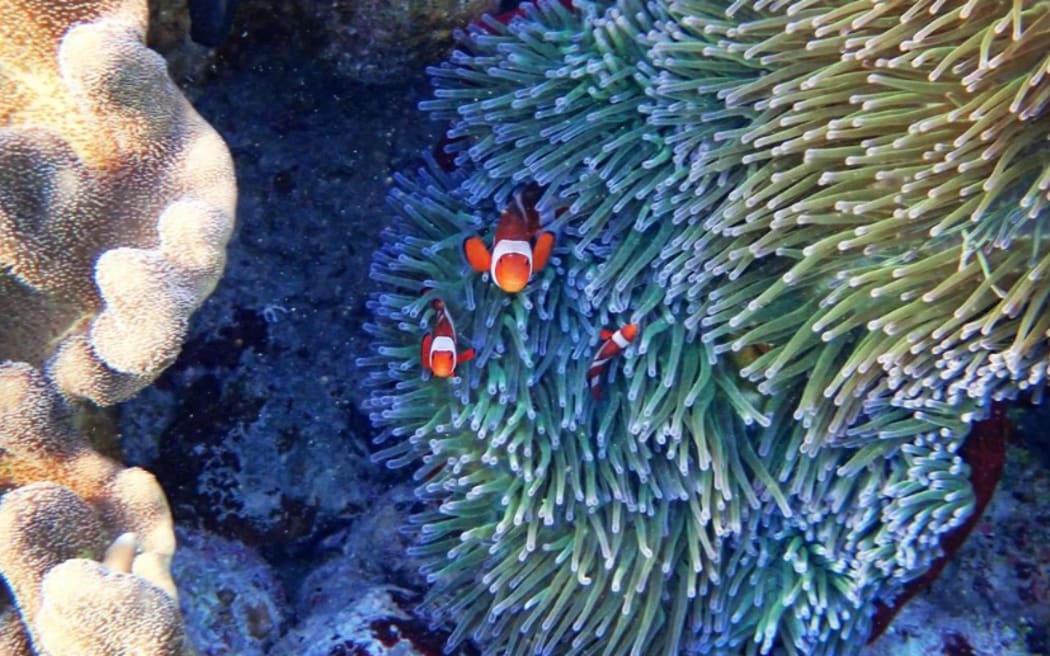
<box><xmin>463</xmin><ymin>187</ymin><xmax>556</xmax><ymax>294</ymax></box>
<box><xmin>587</xmin><ymin>324</ymin><xmax>639</xmax><ymax>399</ymax></box>
<box><xmin>729</xmin><ymin>342</ymin><xmax>774</xmax><ymax>375</ymax></box>
<box><xmin>421</xmin><ymin>299</ymin><xmax>475</xmax><ymax>378</ymax></box>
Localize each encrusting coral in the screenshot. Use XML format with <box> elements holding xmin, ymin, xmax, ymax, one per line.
<box><xmin>0</xmin><ymin>0</ymin><xmax>235</xmax><ymax>653</ymax></box>
<box><xmin>362</xmin><ymin>1</ymin><xmax>1050</xmax><ymax>654</ymax></box>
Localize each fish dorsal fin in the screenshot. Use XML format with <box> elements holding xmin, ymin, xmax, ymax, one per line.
<box><xmin>599</xmin><ymin>328</ymin><xmax>614</xmax><ymax>341</ymax></box>
<box><xmin>514</xmin><ymin>188</ymin><xmax>529</xmax><ymax>223</ymax></box>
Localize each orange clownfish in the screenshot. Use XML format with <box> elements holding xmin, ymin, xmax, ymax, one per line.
<box><xmin>463</xmin><ymin>187</ymin><xmax>556</xmax><ymax>294</ymax></box>
<box><xmin>421</xmin><ymin>299</ymin><xmax>475</xmax><ymax>378</ymax></box>
<box><xmin>587</xmin><ymin>324</ymin><xmax>639</xmax><ymax>399</ymax></box>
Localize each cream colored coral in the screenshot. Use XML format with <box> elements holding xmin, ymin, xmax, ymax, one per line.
<box><xmin>0</xmin><ymin>485</ymin><xmax>109</xmax><ymax>631</ymax></box>
<box><xmin>0</xmin><ymin>484</ymin><xmax>189</xmax><ymax>656</ymax></box>
<box><xmin>0</xmin><ymin>3</ymin><xmax>224</xmax><ymax>649</ymax></box>
<box><xmin>0</xmin><ymin>362</ymin><xmax>178</xmax><ymax>589</ymax></box>
<box><xmin>0</xmin><ymin>362</ymin><xmax>184</xmax><ymax>654</ymax></box>
<box><xmin>36</xmin><ymin>559</ymin><xmax>190</xmax><ymax>656</ymax></box>
<box><xmin>0</xmin><ymin>0</ymin><xmax>236</xmax><ymax>405</ymax></box>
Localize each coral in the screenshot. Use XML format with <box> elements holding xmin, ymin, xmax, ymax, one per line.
<box><xmin>318</xmin><ymin>0</ymin><xmax>501</xmax><ymax>84</ymax></box>
<box><xmin>0</xmin><ymin>364</ymin><xmax>177</xmax><ymax>585</ymax></box>
<box><xmin>171</xmin><ymin>526</ymin><xmax>288</xmax><ymax>655</ymax></box>
<box><xmin>35</xmin><ymin>557</ymin><xmax>189</xmax><ymax>656</ymax></box>
<box><xmin>271</xmin><ymin>578</ymin><xmax>463</xmax><ymax>656</ymax></box>
<box><xmin>0</xmin><ymin>362</ymin><xmax>186</xmax><ymax>655</ymax></box>
<box><xmin>0</xmin><ymin>0</ymin><xmax>234</xmax><ymax>653</ymax></box>
<box><xmin>362</xmin><ymin>1</ymin><xmax>1050</xmax><ymax>655</ymax></box>
<box><xmin>0</xmin><ymin>0</ymin><xmax>236</xmax><ymax>406</ymax></box>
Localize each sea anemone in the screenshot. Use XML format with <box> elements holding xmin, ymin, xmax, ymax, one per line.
<box><xmin>361</xmin><ymin>1</ymin><xmax>1048</xmax><ymax>654</ymax></box>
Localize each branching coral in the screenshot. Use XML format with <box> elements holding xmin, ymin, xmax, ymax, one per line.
<box><xmin>363</xmin><ymin>1</ymin><xmax>1049</xmax><ymax>655</ymax></box>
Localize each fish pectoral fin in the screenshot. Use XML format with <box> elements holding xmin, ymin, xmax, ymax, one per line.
<box><xmin>459</xmin><ymin>347</ymin><xmax>476</xmax><ymax>363</ymax></box>
<box><xmin>532</xmin><ymin>231</ymin><xmax>555</xmax><ymax>272</ymax></box>
<box><xmin>421</xmin><ymin>333</ymin><xmax>433</xmax><ymax>371</ymax></box>
<box><xmin>463</xmin><ymin>236</ymin><xmax>492</xmax><ymax>273</ymax></box>
<box><xmin>599</xmin><ymin>328</ymin><xmax>614</xmax><ymax>341</ymax></box>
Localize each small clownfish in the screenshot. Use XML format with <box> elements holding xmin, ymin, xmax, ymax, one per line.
<box><xmin>729</xmin><ymin>342</ymin><xmax>775</xmax><ymax>375</ymax></box>
<box><xmin>463</xmin><ymin>187</ymin><xmax>556</xmax><ymax>294</ymax></box>
<box><xmin>477</xmin><ymin>0</ymin><xmax>576</xmax><ymax>33</ymax></box>
<box><xmin>587</xmin><ymin>324</ymin><xmax>639</xmax><ymax>399</ymax></box>
<box><xmin>421</xmin><ymin>299</ymin><xmax>475</xmax><ymax>378</ymax></box>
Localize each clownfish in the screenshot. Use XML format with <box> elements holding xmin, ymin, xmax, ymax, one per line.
<box><xmin>587</xmin><ymin>324</ymin><xmax>639</xmax><ymax>399</ymax></box>
<box><xmin>729</xmin><ymin>342</ymin><xmax>775</xmax><ymax>376</ymax></box>
<box><xmin>463</xmin><ymin>187</ymin><xmax>556</xmax><ymax>294</ymax></box>
<box><xmin>421</xmin><ymin>299</ymin><xmax>475</xmax><ymax>378</ymax></box>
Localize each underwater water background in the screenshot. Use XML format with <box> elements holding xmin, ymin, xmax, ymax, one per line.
<box><xmin>4</xmin><ymin>0</ymin><xmax>1045</xmax><ymax>654</ymax></box>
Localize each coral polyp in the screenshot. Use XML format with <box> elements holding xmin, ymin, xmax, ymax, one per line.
<box><xmin>362</xmin><ymin>1</ymin><xmax>1049</xmax><ymax>654</ymax></box>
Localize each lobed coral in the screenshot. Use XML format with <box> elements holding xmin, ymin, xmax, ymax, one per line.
<box><xmin>0</xmin><ymin>0</ymin><xmax>236</xmax><ymax>405</ymax></box>
<box><xmin>0</xmin><ymin>363</ymin><xmax>188</xmax><ymax>655</ymax></box>
<box><xmin>362</xmin><ymin>1</ymin><xmax>1050</xmax><ymax>655</ymax></box>
<box><xmin>0</xmin><ymin>0</ymin><xmax>235</xmax><ymax>653</ymax></box>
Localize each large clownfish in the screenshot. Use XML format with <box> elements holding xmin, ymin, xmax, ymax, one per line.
<box><xmin>463</xmin><ymin>187</ymin><xmax>556</xmax><ymax>294</ymax></box>
<box><xmin>421</xmin><ymin>299</ymin><xmax>475</xmax><ymax>378</ymax></box>
<box><xmin>587</xmin><ymin>324</ymin><xmax>639</xmax><ymax>399</ymax></box>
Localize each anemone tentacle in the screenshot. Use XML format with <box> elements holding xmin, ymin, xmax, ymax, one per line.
<box><xmin>363</xmin><ymin>1</ymin><xmax>1046</xmax><ymax>654</ymax></box>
